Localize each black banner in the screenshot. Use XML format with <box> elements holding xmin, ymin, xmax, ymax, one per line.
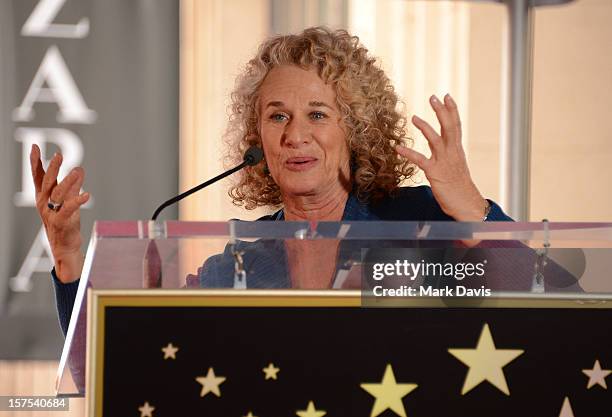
<box><xmin>96</xmin><ymin>302</ymin><xmax>612</xmax><ymax>416</ymax></box>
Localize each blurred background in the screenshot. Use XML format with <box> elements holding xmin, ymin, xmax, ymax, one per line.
<box><xmin>0</xmin><ymin>0</ymin><xmax>611</xmax><ymax>415</ymax></box>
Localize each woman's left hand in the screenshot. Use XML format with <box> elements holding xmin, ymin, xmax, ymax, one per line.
<box><xmin>396</xmin><ymin>94</ymin><xmax>487</xmax><ymax>222</ymax></box>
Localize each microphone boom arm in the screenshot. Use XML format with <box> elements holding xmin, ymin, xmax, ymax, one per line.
<box><xmin>151</xmin><ymin>161</ymin><xmax>247</xmax><ymax>221</ymax></box>
<box><xmin>150</xmin><ymin>146</ymin><xmax>263</xmax><ymax>221</ymax></box>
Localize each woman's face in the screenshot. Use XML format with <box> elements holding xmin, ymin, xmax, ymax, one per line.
<box><xmin>258</xmin><ymin>65</ymin><xmax>351</xmax><ymax>199</ymax></box>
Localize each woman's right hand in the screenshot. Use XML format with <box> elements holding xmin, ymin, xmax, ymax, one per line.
<box><xmin>30</xmin><ymin>144</ymin><xmax>90</xmax><ymax>283</ymax></box>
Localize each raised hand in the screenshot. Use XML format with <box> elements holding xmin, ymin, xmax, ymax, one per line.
<box><xmin>396</xmin><ymin>94</ymin><xmax>488</xmax><ymax>221</ymax></box>
<box><xmin>30</xmin><ymin>144</ymin><xmax>90</xmax><ymax>283</ymax></box>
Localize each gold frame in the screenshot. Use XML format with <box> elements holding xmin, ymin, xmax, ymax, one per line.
<box><xmin>86</xmin><ymin>289</ymin><xmax>612</xmax><ymax>417</ymax></box>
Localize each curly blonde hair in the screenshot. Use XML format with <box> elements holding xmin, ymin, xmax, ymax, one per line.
<box><xmin>225</xmin><ymin>26</ymin><xmax>416</xmax><ymax>210</ymax></box>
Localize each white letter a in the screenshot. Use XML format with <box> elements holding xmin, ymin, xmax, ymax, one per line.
<box><xmin>12</xmin><ymin>46</ymin><xmax>96</xmax><ymax>124</ymax></box>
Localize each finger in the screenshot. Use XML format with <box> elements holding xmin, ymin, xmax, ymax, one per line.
<box><xmin>30</xmin><ymin>144</ymin><xmax>45</xmax><ymax>194</ymax></box>
<box><xmin>429</xmin><ymin>95</ymin><xmax>457</xmax><ymax>144</ymax></box>
<box><xmin>65</xmin><ymin>168</ymin><xmax>85</xmax><ymax>199</ymax></box>
<box><xmin>412</xmin><ymin>115</ymin><xmax>444</xmax><ymax>155</ymax></box>
<box><xmin>40</xmin><ymin>153</ymin><xmax>62</xmax><ymax>202</ymax></box>
<box><xmin>50</xmin><ymin>167</ymin><xmax>83</xmax><ymax>204</ymax></box>
<box><xmin>443</xmin><ymin>94</ymin><xmax>463</xmax><ymax>143</ymax></box>
<box><xmin>395</xmin><ymin>145</ymin><xmax>431</xmax><ymax>171</ymax></box>
<box><xmin>55</xmin><ymin>192</ymin><xmax>90</xmax><ymax>222</ymax></box>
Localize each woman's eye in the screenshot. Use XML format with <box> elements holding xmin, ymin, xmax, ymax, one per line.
<box><xmin>270</xmin><ymin>113</ymin><xmax>288</xmax><ymax>122</ymax></box>
<box><xmin>311</xmin><ymin>111</ymin><xmax>327</xmax><ymax>120</ymax></box>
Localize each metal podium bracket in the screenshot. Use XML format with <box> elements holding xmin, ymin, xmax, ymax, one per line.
<box><xmin>531</xmin><ymin>218</ymin><xmax>550</xmax><ymax>293</ymax></box>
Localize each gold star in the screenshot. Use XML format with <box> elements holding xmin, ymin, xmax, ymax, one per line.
<box><xmin>195</xmin><ymin>367</ymin><xmax>226</xmax><ymax>397</ymax></box>
<box><xmin>448</xmin><ymin>323</ymin><xmax>524</xmax><ymax>395</ymax></box>
<box><xmin>582</xmin><ymin>359</ymin><xmax>611</xmax><ymax>389</ymax></box>
<box><xmin>138</xmin><ymin>401</ymin><xmax>155</xmax><ymax>417</ymax></box>
<box><xmin>360</xmin><ymin>364</ymin><xmax>418</xmax><ymax>417</ymax></box>
<box><xmin>161</xmin><ymin>343</ymin><xmax>179</xmax><ymax>359</ymax></box>
<box><xmin>244</xmin><ymin>412</ymin><xmax>257</xmax><ymax>417</ymax></box>
<box><xmin>295</xmin><ymin>400</ymin><xmax>326</xmax><ymax>417</ymax></box>
<box><xmin>558</xmin><ymin>397</ymin><xmax>575</xmax><ymax>417</ymax></box>
<box><xmin>263</xmin><ymin>363</ymin><xmax>280</xmax><ymax>380</ymax></box>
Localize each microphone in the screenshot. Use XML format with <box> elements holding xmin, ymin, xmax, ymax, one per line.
<box><xmin>151</xmin><ymin>146</ymin><xmax>264</xmax><ymax>220</ymax></box>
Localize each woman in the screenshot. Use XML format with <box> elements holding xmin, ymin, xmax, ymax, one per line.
<box><xmin>32</xmin><ymin>27</ymin><xmax>510</xmax><ymax>293</ymax></box>
<box><xmin>35</xmin><ymin>28</ymin><xmax>587</xmax><ymax>398</ymax></box>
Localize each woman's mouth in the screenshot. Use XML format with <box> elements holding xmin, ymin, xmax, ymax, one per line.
<box><xmin>285</xmin><ymin>157</ymin><xmax>318</xmax><ymax>171</ymax></box>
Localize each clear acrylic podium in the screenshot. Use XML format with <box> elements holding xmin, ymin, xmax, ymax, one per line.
<box><xmin>55</xmin><ymin>220</ymin><xmax>612</xmax><ymax>407</ymax></box>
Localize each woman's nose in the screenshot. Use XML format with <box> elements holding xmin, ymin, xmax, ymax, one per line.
<box><xmin>282</xmin><ymin>117</ymin><xmax>310</xmax><ymax>147</ymax></box>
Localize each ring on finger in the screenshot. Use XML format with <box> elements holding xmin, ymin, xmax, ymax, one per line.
<box><xmin>47</xmin><ymin>199</ymin><xmax>63</xmax><ymax>212</ymax></box>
